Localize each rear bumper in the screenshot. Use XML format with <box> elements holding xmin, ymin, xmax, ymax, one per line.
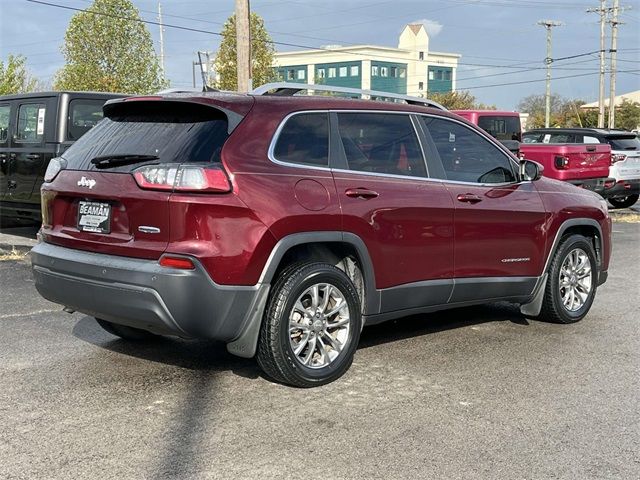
<box><xmin>31</xmin><ymin>242</ymin><xmax>268</xmax><ymax>341</ymax></box>
<box><xmin>600</xmin><ymin>179</ymin><xmax>640</xmax><ymax>200</ymax></box>
<box><xmin>567</xmin><ymin>177</ymin><xmax>609</xmax><ymax>194</ymax></box>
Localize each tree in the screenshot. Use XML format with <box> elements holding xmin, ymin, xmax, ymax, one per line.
<box><xmin>429</xmin><ymin>90</ymin><xmax>496</xmax><ymax>110</ymax></box>
<box><xmin>613</xmin><ymin>100</ymin><xmax>640</xmax><ymax>131</ymax></box>
<box><xmin>54</xmin><ymin>0</ymin><xmax>166</xmax><ymax>94</ymax></box>
<box><xmin>214</xmin><ymin>12</ymin><xmax>276</xmax><ymax>91</ymax></box>
<box><xmin>0</xmin><ymin>55</ymin><xmax>39</xmax><ymax>95</ymax></box>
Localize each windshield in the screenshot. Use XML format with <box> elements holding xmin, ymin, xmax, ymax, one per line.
<box><xmin>477</xmin><ymin>115</ymin><xmax>522</xmax><ymax>141</ymax></box>
<box><xmin>606</xmin><ymin>136</ymin><xmax>640</xmax><ymax>151</ymax></box>
<box><xmin>62</xmin><ymin>101</ymin><xmax>230</xmax><ymax>172</ymax></box>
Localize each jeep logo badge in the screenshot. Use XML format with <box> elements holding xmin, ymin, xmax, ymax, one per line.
<box><xmin>77</xmin><ymin>176</ymin><xmax>96</xmax><ymax>189</ymax></box>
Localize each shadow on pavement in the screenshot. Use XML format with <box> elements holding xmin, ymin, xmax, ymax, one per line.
<box><xmin>359</xmin><ymin>302</ymin><xmax>529</xmax><ymax>349</ymax></box>
<box><xmin>73</xmin><ymin>302</ymin><xmax>529</xmax><ymax>371</ymax></box>
<box><xmin>71</xmin><ymin>316</ymin><xmax>260</xmax><ymax>379</ymax></box>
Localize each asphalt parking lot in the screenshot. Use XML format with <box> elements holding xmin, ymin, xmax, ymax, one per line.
<box><xmin>0</xmin><ymin>219</ymin><xmax>638</xmax><ymax>480</ymax></box>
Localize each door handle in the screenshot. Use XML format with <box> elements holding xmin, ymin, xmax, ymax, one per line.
<box><xmin>0</xmin><ymin>153</ymin><xmax>6</xmax><ymax>160</ymax></box>
<box><xmin>26</xmin><ymin>154</ymin><xmax>41</xmax><ymax>160</ymax></box>
<box><xmin>456</xmin><ymin>193</ymin><xmax>482</xmax><ymax>204</ymax></box>
<box><xmin>7</xmin><ymin>180</ymin><xmax>17</xmax><ymax>190</ymax></box>
<box><xmin>345</xmin><ymin>188</ymin><xmax>379</xmax><ymax>199</ymax></box>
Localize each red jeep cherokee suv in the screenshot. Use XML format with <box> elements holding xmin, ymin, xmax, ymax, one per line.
<box><xmin>31</xmin><ymin>86</ymin><xmax>611</xmax><ymax>387</ymax></box>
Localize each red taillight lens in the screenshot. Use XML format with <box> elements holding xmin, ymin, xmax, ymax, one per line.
<box><xmin>159</xmin><ymin>255</ymin><xmax>195</xmax><ymax>269</ymax></box>
<box><xmin>611</xmin><ymin>153</ymin><xmax>626</xmax><ymax>165</ymax></box>
<box><xmin>133</xmin><ymin>165</ymin><xmax>231</xmax><ymax>193</ymax></box>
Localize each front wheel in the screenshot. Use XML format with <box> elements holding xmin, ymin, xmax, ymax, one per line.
<box><xmin>538</xmin><ymin>234</ymin><xmax>598</xmax><ymax>324</ymax></box>
<box><xmin>608</xmin><ymin>194</ymin><xmax>639</xmax><ymax>209</ymax></box>
<box><xmin>256</xmin><ymin>262</ymin><xmax>362</xmax><ymax>388</ymax></box>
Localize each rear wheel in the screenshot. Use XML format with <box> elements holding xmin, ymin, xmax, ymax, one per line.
<box><xmin>538</xmin><ymin>234</ymin><xmax>597</xmax><ymax>324</ymax></box>
<box><xmin>608</xmin><ymin>194</ymin><xmax>639</xmax><ymax>209</ymax></box>
<box><xmin>95</xmin><ymin>318</ymin><xmax>159</xmax><ymax>341</ymax></box>
<box><xmin>257</xmin><ymin>262</ymin><xmax>362</xmax><ymax>388</ymax></box>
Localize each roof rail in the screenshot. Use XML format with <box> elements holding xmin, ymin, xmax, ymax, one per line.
<box><xmin>157</xmin><ymin>86</ymin><xmax>221</xmax><ymax>94</ymax></box>
<box><xmin>252</xmin><ymin>82</ymin><xmax>446</xmax><ymax>110</ymax></box>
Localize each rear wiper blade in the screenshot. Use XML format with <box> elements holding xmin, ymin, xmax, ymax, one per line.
<box><xmin>90</xmin><ymin>154</ymin><xmax>160</xmax><ymax>169</ymax></box>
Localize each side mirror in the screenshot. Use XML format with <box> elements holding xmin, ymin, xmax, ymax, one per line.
<box><xmin>519</xmin><ymin>159</ymin><xmax>544</xmax><ymax>182</ymax></box>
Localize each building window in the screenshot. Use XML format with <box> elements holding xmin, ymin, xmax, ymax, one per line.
<box><xmin>372</xmin><ymin>65</ymin><xmax>379</xmax><ymax>76</ymax></box>
<box><xmin>445</xmin><ymin>70</ymin><xmax>452</xmax><ymax>81</ymax></box>
<box><xmin>419</xmin><ymin>51</ymin><xmax>424</xmax><ymax>60</ymax></box>
<box><xmin>297</xmin><ymin>69</ymin><xmax>305</xmax><ymax>80</ymax></box>
<box><xmin>328</xmin><ymin>67</ymin><xmax>336</xmax><ymax>78</ymax></box>
<box><xmin>399</xmin><ymin>68</ymin><xmax>406</xmax><ymax>78</ymax></box>
<box><xmin>317</xmin><ymin>68</ymin><xmax>325</xmax><ymax>79</ymax></box>
<box><xmin>380</xmin><ymin>66</ymin><xmax>388</xmax><ymax>77</ymax></box>
<box><xmin>350</xmin><ymin>65</ymin><xmax>359</xmax><ymax>76</ymax></box>
<box><xmin>339</xmin><ymin>66</ymin><xmax>347</xmax><ymax>77</ymax></box>
<box><xmin>287</xmin><ymin>69</ymin><xmax>295</xmax><ymax>80</ymax></box>
<box><xmin>428</xmin><ymin>70</ymin><xmax>434</xmax><ymax>80</ymax></box>
<box><xmin>418</xmin><ymin>81</ymin><xmax>424</xmax><ymax>90</ymax></box>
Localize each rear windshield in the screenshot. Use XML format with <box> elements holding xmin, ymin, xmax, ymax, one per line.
<box><xmin>477</xmin><ymin>115</ymin><xmax>521</xmax><ymax>141</ymax></box>
<box><xmin>61</xmin><ymin>101</ymin><xmax>229</xmax><ymax>172</ymax></box>
<box><xmin>606</xmin><ymin>136</ymin><xmax>640</xmax><ymax>151</ymax></box>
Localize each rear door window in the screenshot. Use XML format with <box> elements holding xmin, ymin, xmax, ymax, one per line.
<box><xmin>272</xmin><ymin>113</ymin><xmax>329</xmax><ymax>167</ymax></box>
<box><xmin>67</xmin><ymin>99</ymin><xmax>106</xmax><ymax>141</ymax></box>
<box><xmin>61</xmin><ymin>101</ymin><xmax>230</xmax><ymax>172</ymax></box>
<box><xmin>336</xmin><ymin>112</ymin><xmax>427</xmax><ymax>178</ymax></box>
<box><xmin>15</xmin><ymin>103</ymin><xmax>46</xmax><ymax>143</ymax></box>
<box><xmin>420</xmin><ymin>116</ymin><xmax>517</xmax><ymax>184</ymax></box>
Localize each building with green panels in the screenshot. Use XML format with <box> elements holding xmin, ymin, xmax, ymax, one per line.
<box><xmin>427</xmin><ymin>66</ymin><xmax>453</xmax><ymax>94</ymax></box>
<box><xmin>370</xmin><ymin>61</ymin><xmax>408</xmax><ymax>94</ymax></box>
<box><xmin>314</xmin><ymin>61</ymin><xmax>362</xmax><ymax>89</ymax></box>
<box><xmin>272</xmin><ymin>24</ymin><xmax>460</xmax><ymax>97</ymax></box>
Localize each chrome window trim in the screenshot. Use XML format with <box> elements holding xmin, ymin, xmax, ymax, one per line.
<box><xmin>267</xmin><ymin>109</ymin><xmax>332</xmax><ymax>171</ymax></box>
<box><xmin>267</xmin><ymin>109</ymin><xmax>524</xmax><ymax>188</ymax></box>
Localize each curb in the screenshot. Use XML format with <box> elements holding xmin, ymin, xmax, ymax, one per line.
<box><xmin>0</xmin><ymin>243</ymin><xmax>33</xmax><ymax>256</ymax></box>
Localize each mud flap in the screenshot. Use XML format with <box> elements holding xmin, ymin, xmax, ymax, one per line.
<box><xmin>520</xmin><ymin>273</ymin><xmax>548</xmax><ymax>317</ymax></box>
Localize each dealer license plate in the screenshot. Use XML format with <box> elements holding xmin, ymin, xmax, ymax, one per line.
<box><xmin>77</xmin><ymin>201</ymin><xmax>111</xmax><ymax>233</ymax></box>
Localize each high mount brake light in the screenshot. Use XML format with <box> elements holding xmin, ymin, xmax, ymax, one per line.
<box><xmin>133</xmin><ymin>165</ymin><xmax>231</xmax><ymax>192</ymax></box>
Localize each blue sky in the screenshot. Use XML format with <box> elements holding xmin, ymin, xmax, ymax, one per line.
<box><xmin>1</xmin><ymin>0</ymin><xmax>639</xmax><ymax>110</ymax></box>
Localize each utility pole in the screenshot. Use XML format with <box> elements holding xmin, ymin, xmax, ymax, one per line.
<box><xmin>608</xmin><ymin>0</ymin><xmax>620</xmax><ymax>129</ymax></box>
<box><xmin>538</xmin><ymin>20</ymin><xmax>562</xmax><ymax>128</ymax></box>
<box><xmin>158</xmin><ymin>2</ymin><xmax>165</xmax><ymax>81</ymax></box>
<box><xmin>588</xmin><ymin>1</ymin><xmax>608</xmax><ymax>128</ymax></box>
<box><xmin>235</xmin><ymin>0</ymin><xmax>251</xmax><ymax>92</ymax></box>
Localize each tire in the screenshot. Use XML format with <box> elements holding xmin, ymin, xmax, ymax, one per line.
<box><xmin>256</xmin><ymin>262</ymin><xmax>362</xmax><ymax>388</ymax></box>
<box><xmin>608</xmin><ymin>194</ymin><xmax>639</xmax><ymax>209</ymax></box>
<box><xmin>95</xmin><ymin>318</ymin><xmax>159</xmax><ymax>341</ymax></box>
<box><xmin>538</xmin><ymin>234</ymin><xmax>598</xmax><ymax>324</ymax></box>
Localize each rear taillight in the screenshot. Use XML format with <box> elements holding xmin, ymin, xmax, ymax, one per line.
<box><xmin>133</xmin><ymin>165</ymin><xmax>231</xmax><ymax>193</ymax></box>
<box><xmin>611</xmin><ymin>153</ymin><xmax>627</xmax><ymax>165</ymax></box>
<box><xmin>554</xmin><ymin>155</ymin><xmax>569</xmax><ymax>169</ymax></box>
<box><xmin>159</xmin><ymin>255</ymin><xmax>195</xmax><ymax>269</ymax></box>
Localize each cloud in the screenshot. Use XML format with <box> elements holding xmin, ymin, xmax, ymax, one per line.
<box><xmin>411</xmin><ymin>19</ymin><xmax>443</xmax><ymax>37</ymax></box>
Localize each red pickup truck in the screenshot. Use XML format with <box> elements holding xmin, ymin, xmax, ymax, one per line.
<box><xmin>519</xmin><ymin>143</ymin><xmax>612</xmax><ymax>194</ymax></box>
